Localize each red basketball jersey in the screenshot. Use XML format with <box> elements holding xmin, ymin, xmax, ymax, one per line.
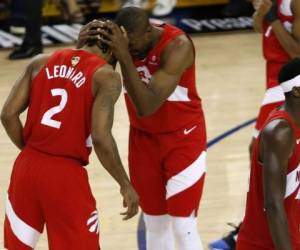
<box><xmin>238</xmin><ymin>110</ymin><xmax>300</xmax><ymax>249</ymax></box>
<box><xmin>263</xmin><ymin>0</ymin><xmax>294</xmax><ymax>63</ymax></box>
<box><xmin>124</xmin><ymin>23</ymin><xmax>204</xmax><ymax>133</ymax></box>
<box><xmin>23</xmin><ymin>49</ymin><xmax>106</xmax><ymax>165</ymax></box>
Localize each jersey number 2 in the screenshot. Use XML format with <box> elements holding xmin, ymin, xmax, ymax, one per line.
<box><xmin>41</xmin><ymin>88</ymin><xmax>68</xmax><ymax>129</ymax></box>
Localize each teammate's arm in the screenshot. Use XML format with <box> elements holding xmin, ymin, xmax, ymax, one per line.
<box><xmin>260</xmin><ymin>119</ymin><xmax>295</xmax><ymax>250</ymax></box>
<box><xmin>270</xmin><ymin>0</ymin><xmax>300</xmax><ymax>58</ymax></box>
<box><xmin>0</xmin><ymin>54</ymin><xmax>49</xmax><ymax>150</ymax></box>
<box><xmin>91</xmin><ymin>67</ymin><xmax>139</xmax><ymax>220</ymax></box>
<box><xmin>252</xmin><ymin>0</ymin><xmax>273</xmax><ymax>32</ymax></box>
<box><xmin>98</xmin><ymin>21</ymin><xmax>194</xmax><ymax>116</ymax></box>
<box><xmin>120</xmin><ymin>36</ymin><xmax>193</xmax><ymax>117</ymax></box>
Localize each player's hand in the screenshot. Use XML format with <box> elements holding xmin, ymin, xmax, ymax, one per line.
<box><xmin>120</xmin><ymin>184</ymin><xmax>139</xmax><ymax>220</ymax></box>
<box><xmin>97</xmin><ymin>20</ymin><xmax>130</xmax><ymax>62</ymax></box>
<box><xmin>255</xmin><ymin>0</ymin><xmax>273</xmax><ymax>17</ymax></box>
<box><xmin>76</xmin><ymin>20</ymin><xmax>104</xmax><ymax>49</ymax></box>
<box><xmin>252</xmin><ymin>0</ymin><xmax>260</xmax><ymax>10</ymax></box>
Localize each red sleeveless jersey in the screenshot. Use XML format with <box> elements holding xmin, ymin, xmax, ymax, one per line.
<box><xmin>124</xmin><ymin>23</ymin><xmax>204</xmax><ymax>133</ymax></box>
<box><xmin>23</xmin><ymin>49</ymin><xmax>106</xmax><ymax>165</ymax></box>
<box><xmin>263</xmin><ymin>0</ymin><xmax>294</xmax><ymax>62</ymax></box>
<box><xmin>238</xmin><ymin>110</ymin><xmax>300</xmax><ymax>249</ymax></box>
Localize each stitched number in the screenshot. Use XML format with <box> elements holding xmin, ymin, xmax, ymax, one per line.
<box><xmin>41</xmin><ymin>88</ymin><xmax>68</xmax><ymax>129</ymax></box>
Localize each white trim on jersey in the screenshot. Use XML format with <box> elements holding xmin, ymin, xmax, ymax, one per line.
<box><xmin>167</xmin><ymin>86</ymin><xmax>191</xmax><ymax>102</ymax></box>
<box><xmin>86</xmin><ymin>134</ymin><xmax>92</xmax><ymax>147</ymax></box>
<box><xmin>285</xmin><ymin>163</ymin><xmax>300</xmax><ymax>198</ymax></box>
<box><xmin>261</xmin><ymin>86</ymin><xmax>285</xmax><ymax>106</ymax></box>
<box><xmin>166</xmin><ymin>151</ymin><xmax>206</xmax><ymax>199</ymax></box>
<box><xmin>281</xmin><ymin>74</ymin><xmax>300</xmax><ymax>93</ymax></box>
<box><xmin>280</xmin><ymin>0</ymin><xmax>293</xmax><ymax>16</ymax></box>
<box><xmin>5</xmin><ymin>194</ymin><xmax>41</xmax><ymax>248</ymax></box>
<box><xmin>252</xmin><ymin>128</ymin><xmax>260</xmax><ymax>139</ymax></box>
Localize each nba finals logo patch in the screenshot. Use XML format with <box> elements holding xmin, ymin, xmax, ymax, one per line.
<box><xmin>71</xmin><ymin>56</ymin><xmax>80</xmax><ymax>67</ymax></box>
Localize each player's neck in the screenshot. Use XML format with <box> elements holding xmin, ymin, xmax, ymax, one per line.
<box><xmin>82</xmin><ymin>45</ymin><xmax>111</xmax><ymax>61</ymax></box>
<box><xmin>283</xmin><ymin>98</ymin><xmax>300</xmax><ymax>128</ymax></box>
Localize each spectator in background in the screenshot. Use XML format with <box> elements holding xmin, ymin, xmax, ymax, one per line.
<box><xmin>221</xmin><ymin>0</ymin><xmax>253</xmax><ymax>17</ymax></box>
<box><xmin>8</xmin><ymin>0</ymin><xmax>43</xmax><ymax>60</ymax></box>
<box><xmin>60</xmin><ymin>0</ymin><xmax>84</xmax><ymax>23</ymax></box>
<box><xmin>122</xmin><ymin>0</ymin><xmax>177</xmax><ymax>16</ymax></box>
<box><xmin>9</xmin><ymin>0</ymin><xmax>25</xmax><ymax>34</ymax></box>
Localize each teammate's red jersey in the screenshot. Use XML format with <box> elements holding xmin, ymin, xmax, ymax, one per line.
<box><xmin>23</xmin><ymin>49</ymin><xmax>106</xmax><ymax>165</ymax></box>
<box><xmin>254</xmin><ymin>0</ymin><xmax>294</xmax><ymax>135</ymax></box>
<box><xmin>238</xmin><ymin>110</ymin><xmax>300</xmax><ymax>249</ymax></box>
<box><xmin>124</xmin><ymin>23</ymin><xmax>204</xmax><ymax>133</ymax></box>
<box><xmin>263</xmin><ymin>0</ymin><xmax>294</xmax><ymax>63</ymax></box>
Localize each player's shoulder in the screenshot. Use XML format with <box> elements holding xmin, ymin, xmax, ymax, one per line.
<box><xmin>164</xmin><ymin>34</ymin><xmax>193</xmax><ymax>55</ymax></box>
<box><xmin>92</xmin><ymin>64</ymin><xmax>121</xmax><ymax>94</ymax></box>
<box><xmin>27</xmin><ymin>53</ymin><xmax>52</xmax><ymax>77</ymax></box>
<box><xmin>29</xmin><ymin>54</ymin><xmax>51</xmax><ymax>67</ymax></box>
<box><xmin>261</xmin><ymin>119</ymin><xmax>295</xmax><ymax>144</ymax></box>
<box><xmin>94</xmin><ymin>64</ymin><xmax>121</xmax><ymax>83</ymax></box>
<box><xmin>161</xmin><ymin>34</ymin><xmax>194</xmax><ymax>69</ymax></box>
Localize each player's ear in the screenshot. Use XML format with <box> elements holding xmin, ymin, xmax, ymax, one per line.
<box><xmin>291</xmin><ymin>86</ymin><xmax>300</xmax><ymax>98</ymax></box>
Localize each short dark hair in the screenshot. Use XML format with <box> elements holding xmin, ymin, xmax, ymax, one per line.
<box><xmin>86</xmin><ymin>25</ymin><xmax>111</xmax><ymax>54</ymax></box>
<box><xmin>278</xmin><ymin>58</ymin><xmax>300</xmax><ymax>84</ymax></box>
<box><xmin>115</xmin><ymin>7</ymin><xmax>150</xmax><ymax>34</ymax></box>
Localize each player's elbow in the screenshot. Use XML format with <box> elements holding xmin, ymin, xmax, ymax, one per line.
<box><xmin>91</xmin><ymin>133</ymin><xmax>111</xmax><ymax>151</ymax></box>
<box><xmin>0</xmin><ymin>108</ymin><xmax>13</xmax><ymax>125</ymax></box>
<box><xmin>135</xmin><ymin>103</ymin><xmax>159</xmax><ymax>117</ymax></box>
<box><xmin>91</xmin><ymin>136</ymin><xmax>105</xmax><ymax>148</ymax></box>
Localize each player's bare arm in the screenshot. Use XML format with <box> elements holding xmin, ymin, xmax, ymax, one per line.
<box><xmin>259</xmin><ymin>119</ymin><xmax>295</xmax><ymax>250</ymax></box>
<box><xmin>91</xmin><ymin>66</ymin><xmax>139</xmax><ymax>220</ymax></box>
<box><xmin>253</xmin><ymin>0</ymin><xmax>273</xmax><ymax>32</ymax></box>
<box><xmin>1</xmin><ymin>54</ymin><xmax>50</xmax><ymax>150</ymax></box>
<box><xmin>270</xmin><ymin>0</ymin><xmax>300</xmax><ymax>58</ymax></box>
<box><xmin>98</xmin><ymin>21</ymin><xmax>194</xmax><ymax>116</ymax></box>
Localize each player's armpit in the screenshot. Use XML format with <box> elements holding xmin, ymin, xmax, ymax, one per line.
<box><xmin>260</xmin><ymin>119</ymin><xmax>294</xmax><ymax>250</ymax></box>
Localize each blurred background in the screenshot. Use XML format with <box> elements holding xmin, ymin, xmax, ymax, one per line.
<box><xmin>0</xmin><ymin>0</ymin><xmax>255</xmax><ymax>51</ymax></box>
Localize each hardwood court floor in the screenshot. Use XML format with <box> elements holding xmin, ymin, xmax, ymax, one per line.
<box><xmin>0</xmin><ymin>31</ymin><xmax>265</xmax><ymax>249</ymax></box>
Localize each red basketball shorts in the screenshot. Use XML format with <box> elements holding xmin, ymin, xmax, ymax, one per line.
<box><xmin>254</xmin><ymin>61</ymin><xmax>285</xmax><ymax>137</ymax></box>
<box><xmin>4</xmin><ymin>146</ymin><xmax>100</xmax><ymax>250</ymax></box>
<box><xmin>128</xmin><ymin>119</ymin><xmax>207</xmax><ymax>217</ymax></box>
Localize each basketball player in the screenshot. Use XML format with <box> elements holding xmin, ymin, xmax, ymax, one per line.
<box><xmin>237</xmin><ymin>58</ymin><xmax>300</xmax><ymax>249</ymax></box>
<box><xmin>89</xmin><ymin>7</ymin><xmax>207</xmax><ymax>250</ymax></box>
<box><xmin>1</xmin><ymin>31</ymin><xmax>139</xmax><ymax>249</ymax></box>
<box><xmin>209</xmin><ymin>0</ymin><xmax>300</xmax><ymax>248</ymax></box>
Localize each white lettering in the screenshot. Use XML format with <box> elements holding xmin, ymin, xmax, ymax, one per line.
<box><xmin>76</xmin><ymin>77</ymin><xmax>86</xmax><ymax>88</ymax></box>
<box><xmin>53</xmin><ymin>65</ymin><xmax>59</xmax><ymax>78</ymax></box>
<box><xmin>65</xmin><ymin>67</ymin><xmax>74</xmax><ymax>78</ymax></box>
<box><xmin>72</xmin><ymin>72</ymin><xmax>83</xmax><ymax>84</ymax></box>
<box><xmin>44</xmin><ymin>65</ymin><xmax>85</xmax><ymax>88</ymax></box>
<box><xmin>59</xmin><ymin>65</ymin><xmax>67</xmax><ymax>78</ymax></box>
<box><xmin>45</xmin><ymin>67</ymin><xmax>53</xmax><ymax>79</ymax></box>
